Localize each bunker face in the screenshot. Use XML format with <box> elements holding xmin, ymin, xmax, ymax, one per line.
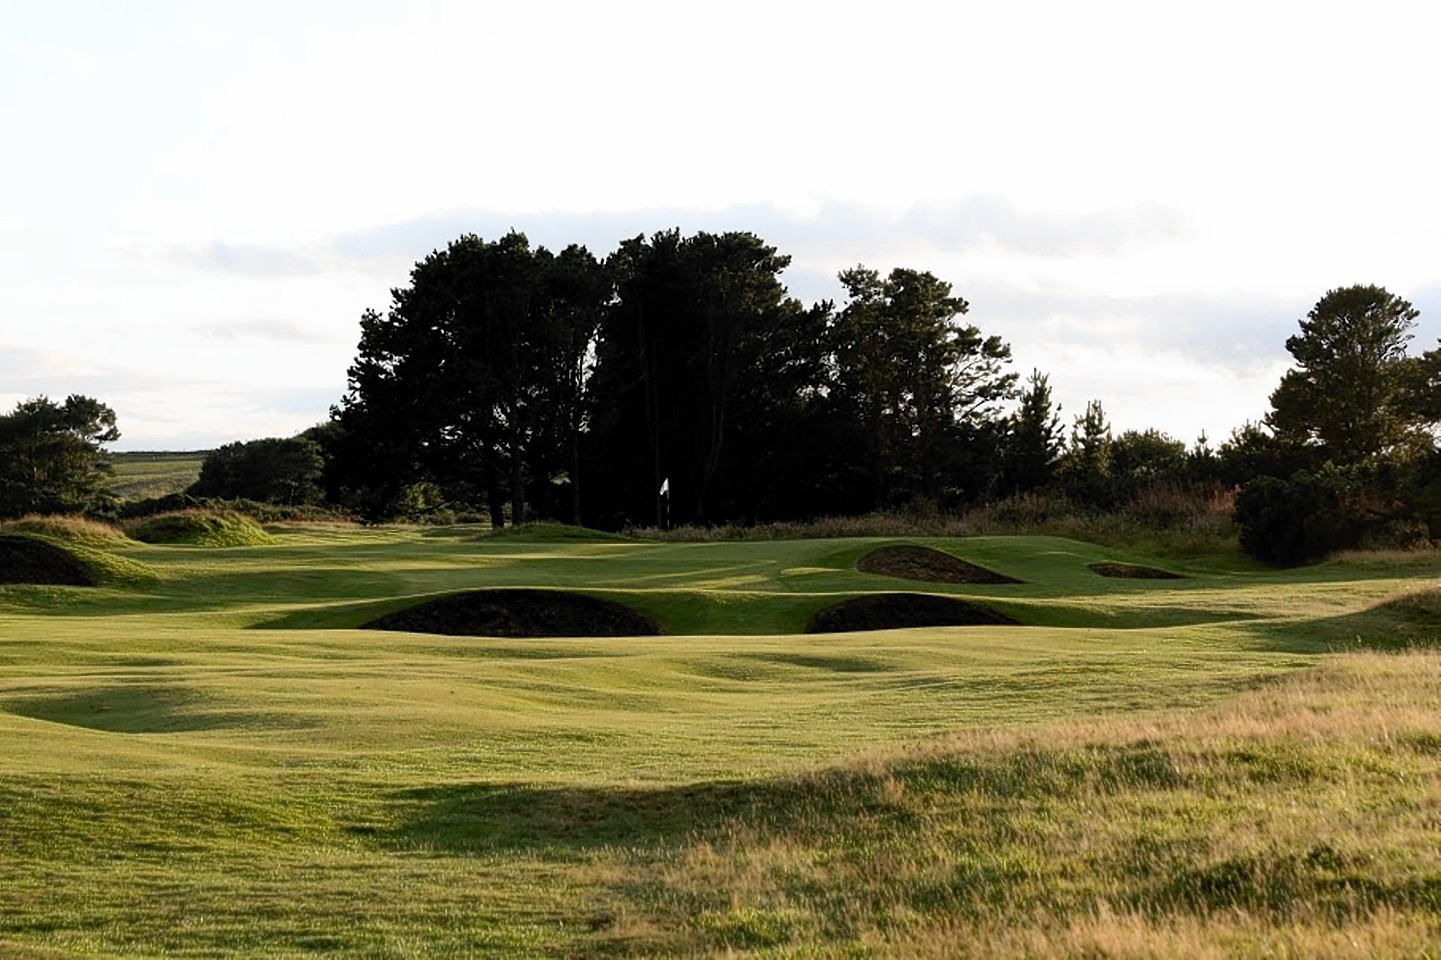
<box><xmin>857</xmin><ymin>544</ymin><xmax>1022</xmax><ymax>584</ymax></box>
<box><xmin>0</xmin><ymin>535</ymin><xmax>96</xmax><ymax>586</ymax></box>
<box><xmin>807</xmin><ymin>593</ymin><xmax>1020</xmax><ymax>634</ymax></box>
<box><xmin>1089</xmin><ymin>561</ymin><xmax>1184</xmax><ymax>580</ymax></box>
<box><xmin>362</xmin><ymin>589</ymin><xmax>662</xmax><ymax>638</ymax></box>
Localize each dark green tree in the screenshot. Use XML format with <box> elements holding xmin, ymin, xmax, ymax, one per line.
<box><xmin>332</xmin><ymin>232</ymin><xmax>609</xmax><ymax>524</ymax></box>
<box><xmin>1216</xmin><ymin>421</ymin><xmax>1316</xmax><ymax>487</ymax></box>
<box><xmin>829</xmin><ymin>266</ymin><xmax>1015</xmax><ymax>508</ymax></box>
<box><xmin>1001</xmin><ymin>369</ymin><xmax>1063</xmax><ymax>493</ymax></box>
<box><xmin>0</xmin><ymin>395</ymin><xmax>119</xmax><ymax>518</ymax></box>
<box><xmin>1266</xmin><ymin>285</ymin><xmax>1422</xmax><ymax>464</ymax></box>
<box><xmin>189</xmin><ymin>436</ymin><xmax>325</xmax><ymax>505</ymax></box>
<box><xmin>1185</xmin><ymin>431</ymin><xmax>1222</xmax><ymax>487</ymax></box>
<box><xmin>1057</xmin><ymin>399</ymin><xmax>1112</xmax><ymax>505</ymax></box>
<box><xmin>587</xmin><ymin>230</ymin><xmax>830</xmax><ymax>526</ymax></box>
<box><xmin>1110</xmin><ymin>428</ymin><xmax>1187</xmax><ymax>496</ymax></box>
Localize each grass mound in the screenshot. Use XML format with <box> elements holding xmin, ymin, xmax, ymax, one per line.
<box><xmin>858</xmin><ymin>544</ymin><xmax>1022</xmax><ymax>584</ymax></box>
<box><xmin>0</xmin><ymin>515</ymin><xmax>131</xmax><ymax>548</ymax></box>
<box><xmin>0</xmin><ymin>534</ymin><xmax>97</xmax><ymax>586</ymax></box>
<box><xmin>363</xmin><ymin>588</ymin><xmax>663</xmax><ymax>638</ymax></box>
<box><xmin>1323</xmin><ymin>587</ymin><xmax>1441</xmax><ymax>650</ymax></box>
<box><xmin>807</xmin><ymin>592</ymin><xmax>1020</xmax><ymax>633</ymax></box>
<box><xmin>126</xmin><ymin>509</ymin><xmax>275</xmax><ymax>547</ymax></box>
<box><xmin>1089</xmin><ymin>561</ymin><xmax>1185</xmax><ymax>580</ymax></box>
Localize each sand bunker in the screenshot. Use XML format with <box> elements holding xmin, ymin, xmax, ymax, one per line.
<box><xmin>362</xmin><ymin>589</ymin><xmax>662</xmax><ymax>638</ymax></box>
<box><xmin>0</xmin><ymin>535</ymin><xmax>96</xmax><ymax>586</ymax></box>
<box><xmin>807</xmin><ymin>592</ymin><xmax>1020</xmax><ymax>634</ymax></box>
<box><xmin>1089</xmin><ymin>562</ymin><xmax>1184</xmax><ymax>580</ymax></box>
<box><xmin>856</xmin><ymin>544</ymin><xmax>1021</xmax><ymax>585</ymax></box>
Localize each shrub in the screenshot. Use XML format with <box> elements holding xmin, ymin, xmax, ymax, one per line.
<box><xmin>189</xmin><ymin>436</ymin><xmax>325</xmax><ymax>505</ymax></box>
<box><xmin>1233</xmin><ymin>469</ymin><xmax>1399</xmax><ymax>565</ymax></box>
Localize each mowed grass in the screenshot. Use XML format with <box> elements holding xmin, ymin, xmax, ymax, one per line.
<box><xmin>105</xmin><ymin>452</ymin><xmax>205</xmax><ymax>500</ymax></box>
<box><xmin>2</xmin><ymin>526</ymin><xmax>1440</xmax><ymax>956</ymax></box>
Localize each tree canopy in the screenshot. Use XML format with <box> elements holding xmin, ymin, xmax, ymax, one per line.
<box><xmin>332</xmin><ymin>231</ymin><xmax>609</xmax><ymax>523</ymax></box>
<box><xmin>189</xmin><ymin>436</ymin><xmax>325</xmax><ymax>505</ymax></box>
<box><xmin>0</xmin><ymin>395</ymin><xmax>119</xmax><ymax>518</ymax></box>
<box><xmin>829</xmin><ymin>266</ymin><xmax>1015</xmax><ymax>508</ymax></box>
<box><xmin>1266</xmin><ymin>284</ymin><xmax>1422</xmax><ymax>464</ymax></box>
<box><xmin>586</xmin><ymin>230</ymin><xmax>830</xmax><ymax>526</ymax></box>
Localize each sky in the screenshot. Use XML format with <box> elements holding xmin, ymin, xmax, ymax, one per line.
<box><xmin>4</xmin><ymin>0</ymin><xmax>1439</xmax><ymax>451</ymax></box>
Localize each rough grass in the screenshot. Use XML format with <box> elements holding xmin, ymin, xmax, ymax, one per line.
<box><xmin>0</xmin><ymin>514</ymin><xmax>131</xmax><ymax>547</ymax></box>
<box><xmin>586</xmin><ymin>651</ymin><xmax>1441</xmax><ymax>956</ymax></box>
<box><xmin>2</xmin><ymin>525</ymin><xmax>1441</xmax><ymax>956</ymax></box>
<box><xmin>125</xmin><ymin>508</ymin><xmax>275</xmax><ymax>546</ymax></box>
<box><xmin>628</xmin><ymin>487</ymin><xmax>1241</xmax><ymax>559</ymax></box>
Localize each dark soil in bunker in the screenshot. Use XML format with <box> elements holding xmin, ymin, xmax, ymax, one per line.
<box><xmin>362</xmin><ymin>588</ymin><xmax>662</xmax><ymax>638</ymax></box>
<box><xmin>856</xmin><ymin>544</ymin><xmax>1022</xmax><ymax>585</ymax></box>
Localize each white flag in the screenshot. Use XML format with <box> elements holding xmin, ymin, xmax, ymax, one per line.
<box><xmin>659</xmin><ymin>477</ymin><xmax>670</xmax><ymax>496</ymax></box>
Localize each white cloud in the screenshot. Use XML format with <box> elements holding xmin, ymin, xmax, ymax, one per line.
<box><xmin>4</xmin><ymin>0</ymin><xmax>1438</xmax><ymax>450</ymax></box>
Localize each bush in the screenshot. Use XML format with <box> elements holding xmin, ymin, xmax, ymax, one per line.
<box><xmin>1234</xmin><ymin>476</ymin><xmax>1323</xmax><ymax>565</ymax></box>
<box><xmin>189</xmin><ymin>437</ymin><xmax>324</xmax><ymax>505</ymax></box>
<box><xmin>1233</xmin><ymin>468</ymin><xmax>1408</xmax><ymax>565</ymax></box>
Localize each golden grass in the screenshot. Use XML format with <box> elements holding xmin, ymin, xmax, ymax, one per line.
<box><xmin>583</xmin><ymin>651</ymin><xmax>1441</xmax><ymax>956</ymax></box>
<box><xmin>0</xmin><ymin>514</ymin><xmax>130</xmax><ymax>547</ymax></box>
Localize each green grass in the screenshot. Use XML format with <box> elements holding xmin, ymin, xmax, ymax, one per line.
<box><xmin>106</xmin><ymin>451</ymin><xmax>206</xmax><ymax>500</ymax></box>
<box><xmin>125</xmin><ymin>509</ymin><xmax>275</xmax><ymax>547</ymax></box>
<box><xmin>2</xmin><ymin>525</ymin><xmax>1440</xmax><ymax>956</ymax></box>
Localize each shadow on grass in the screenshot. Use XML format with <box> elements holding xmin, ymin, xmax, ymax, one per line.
<box><xmin>371</xmin><ymin>773</ymin><xmax>905</xmax><ymax>855</ymax></box>
<box><xmin>371</xmin><ymin>744</ymin><xmax>1198</xmax><ymax>857</ymax></box>
<box><xmin>1240</xmin><ymin>588</ymin><xmax>1441</xmax><ymax>653</ymax></box>
<box><xmin>377</xmin><ymin>738</ymin><xmax>1441</xmax><ymax>939</ymax></box>
<box><xmin>3</xmin><ymin>681</ymin><xmax>315</xmax><ymax>734</ymax></box>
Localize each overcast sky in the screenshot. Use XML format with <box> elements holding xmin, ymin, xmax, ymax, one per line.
<box><xmin>4</xmin><ymin>1</ymin><xmax>1438</xmax><ymax>450</ymax></box>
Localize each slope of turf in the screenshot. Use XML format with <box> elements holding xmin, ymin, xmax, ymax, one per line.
<box><xmin>2</xmin><ymin>524</ymin><xmax>1440</xmax><ymax>956</ymax></box>
<box><xmin>0</xmin><ymin>534</ymin><xmax>97</xmax><ymax>585</ymax></box>
<box><xmin>362</xmin><ymin>588</ymin><xmax>663</xmax><ymax>637</ymax></box>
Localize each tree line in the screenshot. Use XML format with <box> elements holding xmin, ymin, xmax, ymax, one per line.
<box><xmin>5</xmin><ymin>228</ymin><xmax>1439</xmax><ymax>564</ymax></box>
<box><xmin>322</xmin><ymin>228</ymin><xmax>1228</xmax><ymax>528</ymax></box>
<box><xmin>320</xmin><ymin>229</ymin><xmax>1018</xmax><ymax>527</ymax></box>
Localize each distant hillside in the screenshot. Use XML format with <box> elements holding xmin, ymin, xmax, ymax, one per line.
<box><xmin>107</xmin><ymin>451</ymin><xmax>208</xmax><ymax>500</ymax></box>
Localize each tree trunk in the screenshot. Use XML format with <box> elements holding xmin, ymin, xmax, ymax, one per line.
<box><xmin>510</xmin><ymin>453</ymin><xmax>525</xmax><ymax>527</ymax></box>
<box><xmin>487</xmin><ymin>465</ymin><xmax>505</xmax><ymax>530</ymax></box>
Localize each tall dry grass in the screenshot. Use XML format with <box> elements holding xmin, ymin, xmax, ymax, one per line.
<box><xmin>589</xmin><ymin>651</ymin><xmax>1441</xmax><ymax>957</ymax></box>
<box><xmin>628</xmin><ymin>486</ymin><xmax>1240</xmax><ymax>557</ymax></box>
<box><xmin>0</xmin><ymin>514</ymin><xmax>131</xmax><ymax>547</ymax></box>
